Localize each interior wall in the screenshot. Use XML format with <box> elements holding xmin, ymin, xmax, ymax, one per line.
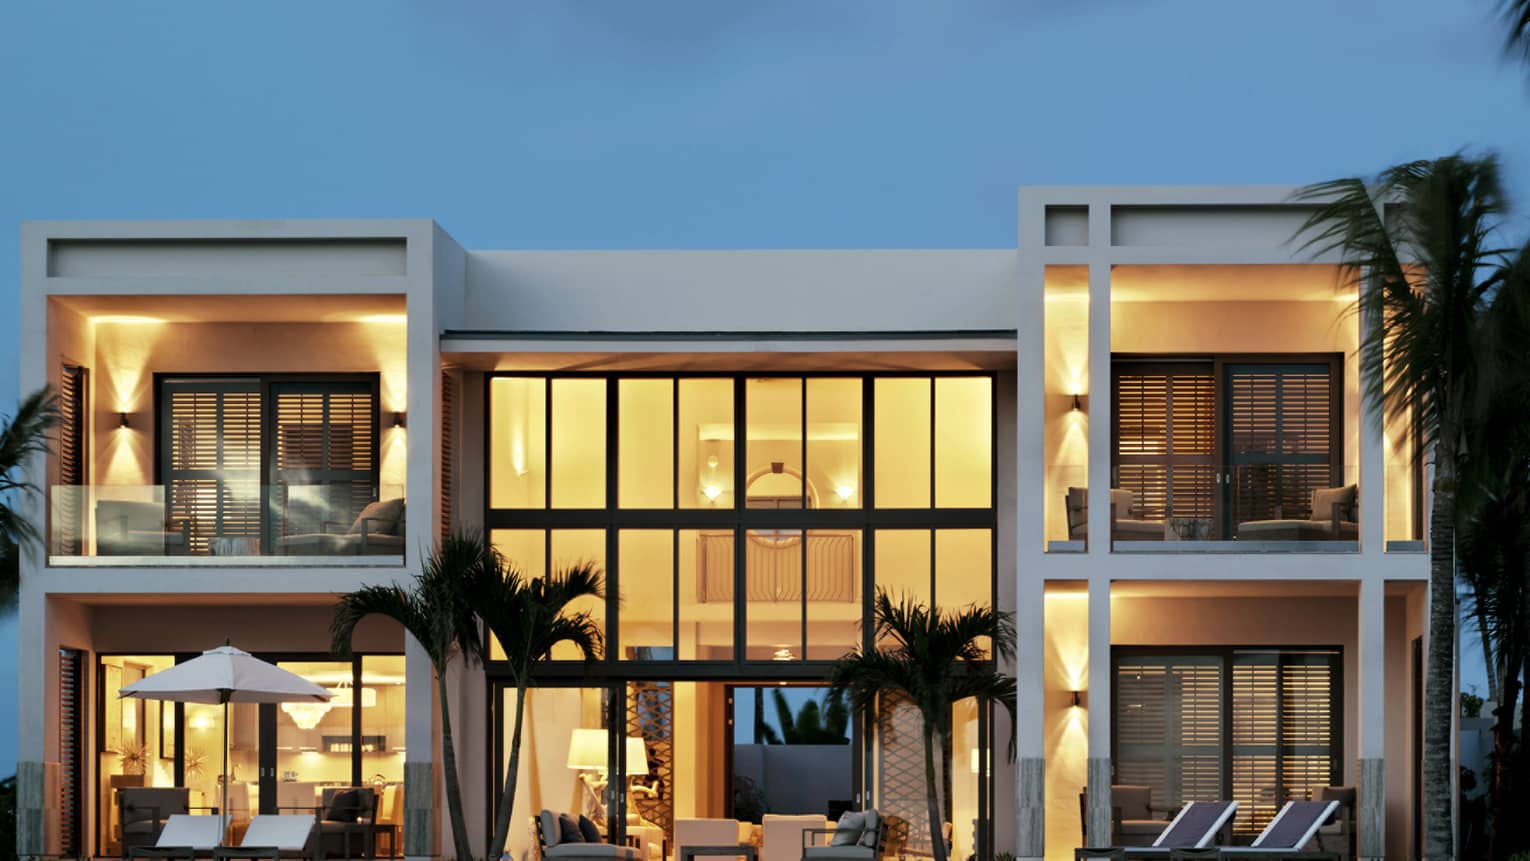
<box><xmin>91</xmin><ymin>320</ymin><xmax>409</xmax><ymax>494</ymax></box>
<box><xmin>1042</xmin><ymin>281</ymin><xmax>1088</xmax><ymax>542</ymax></box>
<box><xmin>1041</xmin><ymin>592</ymin><xmax>1088</xmax><ymax>861</ymax></box>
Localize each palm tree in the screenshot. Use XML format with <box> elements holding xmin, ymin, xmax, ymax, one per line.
<box><xmin>759</xmin><ymin>688</ymin><xmax>851</xmax><ymax>745</ymax></box>
<box><xmin>470</xmin><ymin>556</ymin><xmax>604</xmax><ymax>861</ymax></box>
<box><xmin>1294</xmin><ymin>154</ymin><xmax>1514</xmax><ymax>861</ymax></box>
<box><xmin>1502</xmin><ymin>0</ymin><xmax>1530</xmax><ymax>65</ymax></box>
<box><xmin>827</xmin><ymin>591</ymin><xmax>1016</xmax><ymax>861</ymax></box>
<box><xmin>1457</xmin><ymin>252</ymin><xmax>1530</xmax><ymax>861</ymax></box>
<box><xmin>0</xmin><ymin>386</ymin><xmax>61</xmax><ymax>567</ymax></box>
<box><xmin>331</xmin><ymin>532</ymin><xmax>491</xmax><ymax>861</ymax></box>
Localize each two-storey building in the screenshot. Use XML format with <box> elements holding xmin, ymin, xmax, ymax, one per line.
<box><xmin>15</xmin><ymin>188</ymin><xmax>1431</xmax><ymax>861</ymax></box>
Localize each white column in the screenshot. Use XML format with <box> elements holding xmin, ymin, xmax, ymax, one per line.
<box><xmin>1084</xmin><ymin>206</ymin><xmax>1112</xmax><ymax>553</ymax></box>
<box><xmin>1357</xmin><ymin>578</ymin><xmax>1386</xmax><ymax>860</ymax></box>
<box><xmin>403</xmin><ymin>634</ymin><xmax>436</xmax><ymax>861</ymax></box>
<box><xmin>1358</xmin><ymin>296</ymin><xmax>1386</xmax><ymax>556</ymax></box>
<box><xmin>1086</xmin><ymin>576</ymin><xmax>1113</xmax><ymax>847</ymax></box>
<box><xmin>1014</xmin><ymin>200</ymin><xmax>1048</xmax><ymax>861</ymax></box>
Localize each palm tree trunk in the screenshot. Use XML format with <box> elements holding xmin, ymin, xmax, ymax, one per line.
<box><xmin>490</xmin><ymin>680</ymin><xmax>530</xmax><ymax>861</ymax></box>
<box><xmin>437</xmin><ymin>669</ymin><xmax>475</xmax><ymax>861</ymax></box>
<box><xmin>1424</xmin><ymin>461</ymin><xmax>1458</xmax><ymax>861</ymax></box>
<box><xmin>921</xmin><ymin>721</ymin><xmax>947</xmax><ymax>861</ymax></box>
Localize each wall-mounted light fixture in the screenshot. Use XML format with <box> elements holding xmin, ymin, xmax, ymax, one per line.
<box><xmin>1071</xmin><ymin>689</ymin><xmax>1083</xmax><ymax>708</ymax></box>
<box><xmin>391</xmin><ymin>411</ymin><xmax>406</xmax><ymax>428</ymax></box>
<box><xmin>1071</xmin><ymin>393</ymin><xmax>1084</xmax><ymax>413</ymax></box>
<box><xmin>118</xmin><ymin>412</ymin><xmax>131</xmax><ymax>429</ymax></box>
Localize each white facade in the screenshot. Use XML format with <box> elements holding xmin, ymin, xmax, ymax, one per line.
<box><xmin>16</xmin><ymin>188</ymin><xmax>1432</xmax><ymax>861</ymax></box>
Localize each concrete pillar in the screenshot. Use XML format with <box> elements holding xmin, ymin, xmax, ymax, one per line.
<box><xmin>403</xmin><ymin>634</ymin><xmax>436</xmax><ymax>861</ymax></box>
<box><xmin>1014</xmin><ymin>205</ymin><xmax>1048</xmax><ymax>861</ymax></box>
<box><xmin>1085</xmin><ymin>577</ymin><xmax>1113</xmax><ymax>847</ymax></box>
<box><xmin>15</xmin><ymin>577</ymin><xmax>49</xmax><ymax>856</ymax></box>
<box><xmin>1084</xmin><ymin>208</ymin><xmax>1112</xmax><ymax>554</ymax></box>
<box><xmin>1357</xmin><ymin>579</ymin><xmax>1386</xmax><ymax>860</ymax></box>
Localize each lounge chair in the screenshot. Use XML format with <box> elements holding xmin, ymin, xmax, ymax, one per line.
<box><xmin>213</xmin><ymin>815</ymin><xmax>318</xmax><ymax>861</ymax></box>
<box><xmin>1074</xmin><ymin>800</ymin><xmax>1238</xmax><ymax>860</ymax></box>
<box><xmin>1217</xmin><ymin>800</ymin><xmax>1341</xmax><ymax>859</ymax></box>
<box><xmin>1235</xmin><ymin>485</ymin><xmax>1358</xmax><ymax>542</ymax></box>
<box><xmin>128</xmin><ymin>813</ymin><xmax>224</xmax><ymax>860</ymax></box>
<box><xmin>1066</xmin><ymin>487</ymin><xmax>1167</xmax><ymax>542</ymax></box>
<box><xmin>801</xmin><ymin>808</ymin><xmax>887</xmax><ymax>861</ymax></box>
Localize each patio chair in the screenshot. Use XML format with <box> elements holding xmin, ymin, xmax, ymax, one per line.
<box><xmin>1074</xmin><ymin>800</ymin><xmax>1238</xmax><ymax>860</ymax></box>
<box><xmin>1066</xmin><ymin>487</ymin><xmax>1166</xmax><ymax>542</ymax></box>
<box><xmin>1235</xmin><ymin>484</ymin><xmax>1359</xmax><ymax>542</ymax></box>
<box><xmin>279</xmin><ymin>498</ymin><xmax>406</xmax><ymax>556</ymax></box>
<box><xmin>534</xmin><ymin>810</ymin><xmax>641</xmax><ymax>861</ymax></box>
<box><xmin>213</xmin><ymin>814</ymin><xmax>318</xmax><ymax>861</ymax></box>
<box><xmin>673</xmin><ymin>818</ymin><xmax>751</xmax><ymax>861</ymax></box>
<box><xmin>97</xmin><ymin>500</ymin><xmax>190</xmax><ymax>556</ymax></box>
<box><xmin>801</xmin><ymin>808</ymin><xmax>888</xmax><ymax>861</ymax></box>
<box><xmin>127</xmin><ymin>813</ymin><xmax>224</xmax><ymax>860</ymax></box>
<box><xmin>1310</xmin><ymin>787</ymin><xmax>1354</xmax><ymax>861</ymax></box>
<box><xmin>1216</xmin><ymin>800</ymin><xmax>1341</xmax><ymax>859</ymax></box>
<box><xmin>1077</xmin><ymin>785</ymin><xmax>1175</xmax><ymax>846</ymax></box>
<box><xmin>120</xmin><ymin>787</ymin><xmax>192</xmax><ymax>857</ymax></box>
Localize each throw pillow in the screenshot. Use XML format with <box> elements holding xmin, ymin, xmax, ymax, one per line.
<box><xmin>578</xmin><ymin>815</ymin><xmax>601</xmax><ymax>844</ymax></box>
<box><xmin>1309</xmin><ymin>485</ymin><xmax>1358</xmax><ymax>523</ymax></box>
<box><xmin>325</xmin><ymin>789</ymin><xmax>361</xmax><ymax>823</ymax></box>
<box><xmin>1109</xmin><ymin>488</ymin><xmax>1135</xmax><ymax>519</ymax></box>
<box><xmin>540</xmin><ymin>810</ymin><xmax>561</xmax><ymax>848</ymax></box>
<box><xmin>858</xmin><ymin>809</ymin><xmax>881</xmax><ymax>849</ymax></box>
<box><xmin>349</xmin><ymin>498</ymin><xmax>404</xmax><ymax>535</ymax></box>
<box><xmin>830</xmin><ymin>811</ymin><xmax>867</xmax><ymax>846</ymax></box>
<box><xmin>558</xmin><ymin>813</ymin><xmax>584</xmax><ymax>844</ymax></box>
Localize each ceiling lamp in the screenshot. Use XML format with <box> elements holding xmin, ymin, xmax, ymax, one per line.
<box><xmin>281</xmin><ymin>701</ymin><xmax>333</xmax><ymax>730</ymax></box>
<box><xmin>330</xmin><ymin>680</ymin><xmax>377</xmax><ymax>708</ymax></box>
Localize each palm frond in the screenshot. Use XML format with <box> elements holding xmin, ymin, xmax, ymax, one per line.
<box><xmin>469</xmin><ymin>555</ymin><xmax>606</xmax><ymax>678</ymax></box>
<box><xmin>0</xmin><ymin>387</ymin><xmax>61</xmax><ymax>552</ymax></box>
<box><xmin>332</xmin><ymin>584</ymin><xmax>426</xmax><ymax>658</ymax></box>
<box><xmin>1503</xmin><ymin>0</ymin><xmax>1530</xmax><ymax>64</ymax></box>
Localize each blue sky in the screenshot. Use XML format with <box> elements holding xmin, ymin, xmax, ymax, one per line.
<box><xmin>3</xmin><ymin>0</ymin><xmax>1528</xmax><ymax>773</ymax></box>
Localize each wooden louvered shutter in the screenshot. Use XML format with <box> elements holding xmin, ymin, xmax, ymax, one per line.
<box><xmin>1115</xmin><ymin>655</ymin><xmax>1224</xmax><ymax>810</ymax></box>
<box><xmin>1225</xmin><ymin>362</ymin><xmax>1340</xmax><ymax>529</ymax></box>
<box><xmin>269</xmin><ymin>381</ymin><xmax>378</xmax><ymax>544</ymax></box>
<box><xmin>56</xmin><ymin>366</ymin><xmax>88</xmax><ymax>554</ymax></box>
<box><xmin>162</xmin><ymin>380</ymin><xmax>262</xmax><ymax>553</ymax></box>
<box><xmin>1230</xmin><ymin>651</ymin><xmax>1339</xmax><ymax>837</ymax></box>
<box><xmin>58</xmin><ymin>647</ymin><xmax>83</xmax><ymax>857</ymax></box>
<box><xmin>440</xmin><ymin>371</ymin><xmax>455</xmax><ymax>541</ymax></box>
<box><xmin>1113</xmin><ymin>362</ymin><xmax>1216</xmax><ymax>524</ymax></box>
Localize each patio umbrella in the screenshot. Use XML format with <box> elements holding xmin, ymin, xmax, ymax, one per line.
<box><xmin>119</xmin><ymin>642</ymin><xmax>333</xmax><ymax>842</ymax></box>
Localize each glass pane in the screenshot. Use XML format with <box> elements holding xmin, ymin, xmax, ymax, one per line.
<box><xmin>935</xmin><ymin>377</ymin><xmax>992</xmax><ymax>507</ymax></box>
<box><xmin>732</xmin><ymin>686</ymin><xmax>853</xmax><ymax>824</ymax></box>
<box><xmin>98</xmin><ymin>656</ymin><xmax>181</xmax><ymax>855</ymax></box>
<box><xmin>951</xmin><ymin>697</ymin><xmax>983</xmax><ymax>861</ymax></box>
<box><xmin>745</xmin><ymin>528</ymin><xmax>802</xmax><ymax>661</ymax></box>
<box><xmin>679</xmin><ymin>379</ymin><xmax>734</xmax><ymax>509</ymax></box>
<box><xmin>489</xmin><ymin>377</ymin><xmax>546</xmax><ymax>508</ymax></box>
<box><xmin>275</xmin><ymin>660</ymin><xmax>355</xmax><ymax>820</ymax></box>
<box><xmin>552</xmin><ymin>378</ymin><xmax>606</xmax><ymax>508</ymax></box>
<box><xmin>874</xmin><ymin>378</ymin><xmax>931</xmax><ymax>507</ymax></box>
<box><xmin>807</xmin><ymin>378</ymin><xmax>862</xmax><ymax>509</ymax></box>
<box><xmin>488</xmin><ymin>530</ymin><xmax>547</xmax><ymax>660</ymax></box>
<box><xmin>618</xmin><ymin>379</ymin><xmax>674</xmax><ymax>509</ymax></box>
<box><xmin>806</xmin><ymin>529</ymin><xmax>862</xmax><ymax>660</ymax></box>
<box><xmin>746</xmin><ymin>378</ymin><xmax>803</xmax><ymax>508</ymax></box>
<box><xmin>361</xmin><ymin>656</ymin><xmax>406</xmax><ymax>857</ymax></box>
<box><xmin>680</xmin><ymin>529</ymin><xmax>733</xmax><ymax>659</ymax></box>
<box><xmin>502</xmin><ymin>687</ymin><xmax>613</xmax><ymax>861</ymax></box>
<box><xmin>874</xmin><ymin>529</ymin><xmax>931</xmax><ymax>606</ymax></box>
<box><xmin>935</xmin><ymin>529</ymin><xmax>991</xmax><ymax>609</ymax></box>
<box><xmin>618</xmin><ymin>530</ymin><xmax>674</xmax><ymax>660</ymax></box>
<box><xmin>186</xmin><ymin>699</ymin><xmax>259</xmax><ymax>841</ymax></box>
<box><xmin>551</xmin><ymin>529</ymin><xmax>607</xmax><ymax>660</ymax></box>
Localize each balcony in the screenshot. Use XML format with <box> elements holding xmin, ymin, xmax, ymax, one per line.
<box><xmin>48</xmin><ymin>484</ymin><xmax>406</xmax><ymax>566</ymax></box>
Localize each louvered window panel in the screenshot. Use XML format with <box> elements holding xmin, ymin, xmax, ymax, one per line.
<box><xmin>440</xmin><ymin>370</ymin><xmax>456</xmax><ymax>541</ymax></box>
<box><xmin>1226</xmin><ymin>364</ymin><xmax>1339</xmax><ymax>526</ymax></box>
<box><xmin>162</xmin><ymin>381</ymin><xmax>263</xmax><ymax>553</ymax></box>
<box><xmin>56</xmin><ymin>365</ymin><xmax>88</xmax><ymax>555</ymax></box>
<box><xmin>1114</xmin><ymin>363</ymin><xmax>1216</xmax><ymax>523</ymax></box>
<box><xmin>1115</xmin><ymin>656</ymin><xmax>1224</xmax><ymax>808</ymax></box>
<box><xmin>269</xmin><ymin>381</ymin><xmax>378</xmax><ymax>544</ymax></box>
<box><xmin>58</xmin><ymin>648</ymin><xmax>83</xmax><ymax>857</ymax></box>
<box><xmin>1230</xmin><ymin>651</ymin><xmax>1339</xmax><ymax>837</ymax></box>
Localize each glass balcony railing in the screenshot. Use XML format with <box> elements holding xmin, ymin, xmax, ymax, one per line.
<box><xmin>1050</xmin><ymin>465</ymin><xmax>1365</xmax><ymax>552</ymax></box>
<box><xmin>48</xmin><ymin>484</ymin><xmax>406</xmax><ymax>564</ymax></box>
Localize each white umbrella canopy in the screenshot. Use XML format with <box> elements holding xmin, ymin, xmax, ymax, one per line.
<box><xmin>119</xmin><ymin>644</ymin><xmax>332</xmax><ymax>704</ymax></box>
<box><xmin>118</xmin><ymin>643</ymin><xmax>333</xmax><ymax>844</ymax></box>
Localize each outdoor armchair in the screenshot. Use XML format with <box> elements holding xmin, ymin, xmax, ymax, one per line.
<box><xmin>801</xmin><ymin>808</ymin><xmax>887</xmax><ymax>861</ymax></box>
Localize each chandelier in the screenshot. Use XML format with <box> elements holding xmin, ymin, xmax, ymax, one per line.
<box><xmin>281</xmin><ymin>701</ymin><xmax>332</xmax><ymax>730</ymax></box>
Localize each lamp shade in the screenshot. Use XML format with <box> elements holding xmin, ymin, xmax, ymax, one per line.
<box><xmin>626</xmin><ymin>737</ymin><xmax>649</xmax><ymax>776</ymax></box>
<box><xmin>565</xmin><ymin>728</ymin><xmax>650</xmax><ymax>775</ymax></box>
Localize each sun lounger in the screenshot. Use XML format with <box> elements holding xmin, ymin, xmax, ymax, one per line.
<box><xmin>214</xmin><ymin>814</ymin><xmax>318</xmax><ymax>861</ymax></box>
<box><xmin>128</xmin><ymin>814</ymin><xmax>225</xmax><ymax>860</ymax></box>
<box><xmin>1075</xmin><ymin>801</ymin><xmax>1239</xmax><ymax>860</ymax></box>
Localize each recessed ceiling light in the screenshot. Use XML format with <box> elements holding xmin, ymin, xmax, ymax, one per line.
<box><xmin>92</xmin><ymin>315</ymin><xmax>165</xmax><ymax>324</ymax></box>
<box><xmin>357</xmin><ymin>313</ymin><xmax>407</xmax><ymax>324</ymax></box>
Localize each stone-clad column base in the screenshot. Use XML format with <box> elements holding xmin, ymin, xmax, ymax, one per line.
<box><xmin>1015</xmin><ymin>757</ymin><xmax>1044</xmax><ymax>860</ymax></box>
<box><xmin>1357</xmin><ymin>757</ymin><xmax>1385</xmax><ymax>861</ymax></box>
<box><xmin>1086</xmin><ymin>757</ymin><xmax>1113</xmax><ymax>848</ymax></box>
<box><xmin>404</xmin><ymin>760</ymin><xmax>435</xmax><ymax>861</ymax></box>
<box><xmin>15</xmin><ymin>760</ymin><xmax>46</xmax><ymax>857</ymax></box>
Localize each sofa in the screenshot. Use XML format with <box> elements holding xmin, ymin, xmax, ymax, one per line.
<box><xmin>279</xmin><ymin>498</ymin><xmax>405</xmax><ymax>556</ymax></box>
<box><xmin>535</xmin><ymin>810</ymin><xmax>641</xmax><ymax>861</ymax></box>
<box><xmin>1235</xmin><ymin>484</ymin><xmax>1359</xmax><ymax>541</ymax></box>
<box><xmin>97</xmin><ymin>500</ymin><xmax>190</xmax><ymax>556</ymax></box>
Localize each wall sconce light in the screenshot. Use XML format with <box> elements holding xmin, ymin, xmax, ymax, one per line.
<box><xmin>391</xmin><ymin>411</ymin><xmax>406</xmax><ymax>428</ymax></box>
<box><xmin>1071</xmin><ymin>394</ymin><xmax>1084</xmax><ymax>413</ymax></box>
<box><xmin>1071</xmin><ymin>689</ymin><xmax>1083</xmax><ymax>708</ymax></box>
<box><xmin>118</xmin><ymin>412</ymin><xmax>131</xmax><ymax>429</ymax></box>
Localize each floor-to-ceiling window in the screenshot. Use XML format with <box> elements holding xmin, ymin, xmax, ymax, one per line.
<box><xmin>485</xmin><ymin>372</ymin><xmax>997</xmax><ymax>861</ymax></box>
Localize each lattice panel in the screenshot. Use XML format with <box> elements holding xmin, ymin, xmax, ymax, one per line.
<box><xmin>876</xmin><ymin>692</ymin><xmax>943</xmax><ymax>859</ymax></box>
<box><xmin>627</xmin><ymin>681</ymin><xmax>674</xmax><ymax>841</ymax></box>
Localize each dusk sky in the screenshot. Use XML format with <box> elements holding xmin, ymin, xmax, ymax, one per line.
<box><xmin>3</xmin><ymin>0</ymin><xmax>1528</xmax><ymax>773</ymax></box>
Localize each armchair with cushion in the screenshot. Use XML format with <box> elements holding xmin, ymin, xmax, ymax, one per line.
<box><xmin>312</xmin><ymin>787</ymin><xmax>375</xmax><ymax>859</ymax></box>
<box><xmin>97</xmin><ymin>500</ymin><xmax>190</xmax><ymax>557</ymax></box>
<box><xmin>119</xmin><ymin>787</ymin><xmax>192</xmax><ymax>857</ymax></box>
<box><xmin>1066</xmin><ymin>487</ymin><xmax>1165</xmax><ymax>542</ymax></box>
<box><xmin>279</xmin><ymin>498</ymin><xmax>405</xmax><ymax>556</ymax></box>
<box><xmin>534</xmin><ymin>811</ymin><xmax>640</xmax><ymax>861</ymax></box>
<box><xmin>1077</xmin><ymin>784</ymin><xmax>1174</xmax><ymax>847</ymax></box>
<box><xmin>801</xmin><ymin>808</ymin><xmax>886</xmax><ymax>861</ymax></box>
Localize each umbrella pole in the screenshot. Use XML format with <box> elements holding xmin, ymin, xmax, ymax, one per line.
<box><xmin>221</xmin><ymin>697</ymin><xmax>229</xmax><ymax>847</ymax></box>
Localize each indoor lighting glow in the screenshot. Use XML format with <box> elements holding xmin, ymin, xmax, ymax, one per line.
<box><xmin>189</xmin><ymin>714</ymin><xmax>214</xmax><ymax>731</ymax></box>
<box><xmin>702</xmin><ymin>484</ymin><xmax>722</xmax><ymax>502</ymax></box>
<box><xmin>1071</xmin><ymin>393</ymin><xmax>1084</xmax><ymax>412</ymax></box>
<box><xmin>834</xmin><ymin>484</ymin><xmax>855</xmax><ymax>501</ymax></box>
<box><xmin>357</xmin><ymin>314</ymin><xmax>407</xmax><ymax>324</ymax></box>
<box><xmin>92</xmin><ymin>315</ymin><xmax>166</xmax><ymax>325</ymax></box>
<box><xmin>771</xmin><ymin>647</ymin><xmax>795</xmax><ymax>661</ymax></box>
<box><xmin>329</xmin><ymin>680</ymin><xmax>377</xmax><ymax>709</ymax></box>
<box><xmin>281</xmin><ymin>701</ymin><xmax>333</xmax><ymax>730</ymax></box>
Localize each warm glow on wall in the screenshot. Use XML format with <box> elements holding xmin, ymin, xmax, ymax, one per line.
<box><xmin>357</xmin><ymin>313</ymin><xmax>408</xmax><ymax>325</ymax></box>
